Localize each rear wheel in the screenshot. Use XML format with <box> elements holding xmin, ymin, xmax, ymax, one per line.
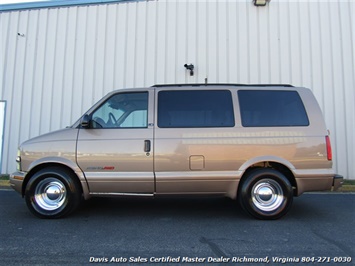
<box><xmin>238</xmin><ymin>168</ymin><xmax>293</xmax><ymax>220</ymax></box>
<box><xmin>25</xmin><ymin>167</ymin><xmax>81</xmax><ymax>219</ymax></box>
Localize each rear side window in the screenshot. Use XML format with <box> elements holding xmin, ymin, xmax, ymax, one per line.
<box><xmin>238</xmin><ymin>90</ymin><xmax>309</xmax><ymax>127</ymax></box>
<box><xmin>158</xmin><ymin>90</ymin><xmax>235</xmax><ymax>128</ymax></box>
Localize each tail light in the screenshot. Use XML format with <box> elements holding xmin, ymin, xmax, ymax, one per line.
<box><xmin>325</xmin><ymin>135</ymin><xmax>332</xmax><ymax>161</ymax></box>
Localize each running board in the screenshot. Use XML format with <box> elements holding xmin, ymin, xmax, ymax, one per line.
<box><xmin>90</xmin><ymin>192</ymin><xmax>154</xmax><ymax>197</ymax></box>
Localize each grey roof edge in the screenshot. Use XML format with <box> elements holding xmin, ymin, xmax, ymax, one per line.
<box><xmin>0</xmin><ymin>0</ymin><xmax>145</xmax><ymax>12</ymax></box>
<box><xmin>152</xmin><ymin>84</ymin><xmax>295</xmax><ymax>88</ymax></box>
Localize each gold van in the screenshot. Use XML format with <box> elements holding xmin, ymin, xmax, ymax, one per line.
<box><xmin>10</xmin><ymin>84</ymin><xmax>343</xmax><ymax>219</ymax></box>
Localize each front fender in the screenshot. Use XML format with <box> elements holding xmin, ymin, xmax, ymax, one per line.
<box><xmin>28</xmin><ymin>156</ymin><xmax>79</xmax><ymax>172</ymax></box>
<box><xmin>23</xmin><ymin>157</ymin><xmax>90</xmax><ymax>200</ymax></box>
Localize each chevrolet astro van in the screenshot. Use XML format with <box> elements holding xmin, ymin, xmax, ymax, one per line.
<box><xmin>10</xmin><ymin>84</ymin><xmax>343</xmax><ymax>219</ymax></box>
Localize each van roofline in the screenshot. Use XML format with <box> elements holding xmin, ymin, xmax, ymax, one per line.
<box><xmin>152</xmin><ymin>83</ymin><xmax>294</xmax><ymax>88</ymax></box>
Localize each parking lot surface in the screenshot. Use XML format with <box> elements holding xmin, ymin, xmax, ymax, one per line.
<box><xmin>0</xmin><ymin>190</ymin><xmax>354</xmax><ymax>265</ymax></box>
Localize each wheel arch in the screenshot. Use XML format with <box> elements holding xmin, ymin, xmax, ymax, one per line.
<box><xmin>238</xmin><ymin>158</ymin><xmax>298</xmax><ymax>196</ymax></box>
<box><xmin>22</xmin><ymin>160</ymin><xmax>88</xmax><ymax>199</ymax></box>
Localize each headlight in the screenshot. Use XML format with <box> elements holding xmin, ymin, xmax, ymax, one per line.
<box><xmin>16</xmin><ymin>149</ymin><xmax>21</xmax><ymax>171</ymax></box>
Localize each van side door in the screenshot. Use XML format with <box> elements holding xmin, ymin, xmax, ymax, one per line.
<box><xmin>76</xmin><ymin>90</ymin><xmax>154</xmax><ymax>195</ymax></box>
<box><xmin>154</xmin><ymin>88</ymin><xmax>238</xmax><ymax>195</ymax></box>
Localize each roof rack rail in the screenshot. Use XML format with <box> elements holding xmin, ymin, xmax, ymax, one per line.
<box><xmin>152</xmin><ymin>83</ymin><xmax>294</xmax><ymax>88</ymax></box>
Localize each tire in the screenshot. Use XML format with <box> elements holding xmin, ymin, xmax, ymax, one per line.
<box><xmin>25</xmin><ymin>167</ymin><xmax>82</xmax><ymax>219</ymax></box>
<box><xmin>238</xmin><ymin>168</ymin><xmax>293</xmax><ymax>220</ymax></box>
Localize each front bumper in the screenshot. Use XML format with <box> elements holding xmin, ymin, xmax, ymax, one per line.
<box><xmin>332</xmin><ymin>174</ymin><xmax>343</xmax><ymax>191</ymax></box>
<box><xmin>10</xmin><ymin>171</ymin><xmax>26</xmax><ymax>195</ymax></box>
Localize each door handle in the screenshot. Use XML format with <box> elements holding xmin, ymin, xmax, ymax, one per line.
<box><xmin>144</xmin><ymin>140</ymin><xmax>151</xmax><ymax>152</ymax></box>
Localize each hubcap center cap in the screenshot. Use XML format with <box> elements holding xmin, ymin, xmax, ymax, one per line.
<box><xmin>257</xmin><ymin>186</ymin><xmax>273</xmax><ymax>202</ymax></box>
<box><xmin>46</xmin><ymin>185</ymin><xmax>63</xmax><ymax>200</ymax></box>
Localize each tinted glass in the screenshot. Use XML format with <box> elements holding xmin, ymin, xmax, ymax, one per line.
<box><xmin>158</xmin><ymin>90</ymin><xmax>235</xmax><ymax>128</ymax></box>
<box><xmin>238</xmin><ymin>90</ymin><xmax>309</xmax><ymax>127</ymax></box>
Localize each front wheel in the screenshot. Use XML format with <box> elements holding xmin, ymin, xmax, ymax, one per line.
<box><xmin>25</xmin><ymin>167</ymin><xmax>82</xmax><ymax>219</ymax></box>
<box><xmin>238</xmin><ymin>169</ymin><xmax>293</xmax><ymax>220</ymax></box>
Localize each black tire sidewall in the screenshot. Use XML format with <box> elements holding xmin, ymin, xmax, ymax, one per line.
<box><xmin>239</xmin><ymin>169</ymin><xmax>293</xmax><ymax>220</ymax></box>
<box><xmin>25</xmin><ymin>167</ymin><xmax>80</xmax><ymax>219</ymax></box>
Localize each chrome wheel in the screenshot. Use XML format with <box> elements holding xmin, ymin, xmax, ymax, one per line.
<box><xmin>251</xmin><ymin>179</ymin><xmax>284</xmax><ymax>212</ymax></box>
<box><xmin>34</xmin><ymin>178</ymin><xmax>67</xmax><ymax>211</ymax></box>
<box><xmin>238</xmin><ymin>169</ymin><xmax>293</xmax><ymax>219</ymax></box>
<box><xmin>26</xmin><ymin>167</ymin><xmax>82</xmax><ymax>218</ymax></box>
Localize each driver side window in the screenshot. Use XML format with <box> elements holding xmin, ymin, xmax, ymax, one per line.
<box><xmin>91</xmin><ymin>92</ymin><xmax>148</xmax><ymax>129</ymax></box>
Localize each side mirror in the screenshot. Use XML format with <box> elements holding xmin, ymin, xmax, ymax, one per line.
<box><xmin>81</xmin><ymin>114</ymin><xmax>91</xmax><ymax>129</ymax></box>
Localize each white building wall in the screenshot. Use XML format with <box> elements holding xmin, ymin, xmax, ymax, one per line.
<box><xmin>0</xmin><ymin>0</ymin><xmax>354</xmax><ymax>178</ymax></box>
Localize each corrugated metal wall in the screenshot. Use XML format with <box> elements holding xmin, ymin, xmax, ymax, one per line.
<box><xmin>1</xmin><ymin>0</ymin><xmax>354</xmax><ymax>179</ymax></box>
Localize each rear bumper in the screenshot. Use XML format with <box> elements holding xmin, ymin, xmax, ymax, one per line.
<box><xmin>332</xmin><ymin>174</ymin><xmax>343</xmax><ymax>191</ymax></box>
<box><xmin>295</xmin><ymin>173</ymin><xmax>343</xmax><ymax>195</ymax></box>
<box><xmin>10</xmin><ymin>171</ymin><xmax>26</xmax><ymax>196</ymax></box>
